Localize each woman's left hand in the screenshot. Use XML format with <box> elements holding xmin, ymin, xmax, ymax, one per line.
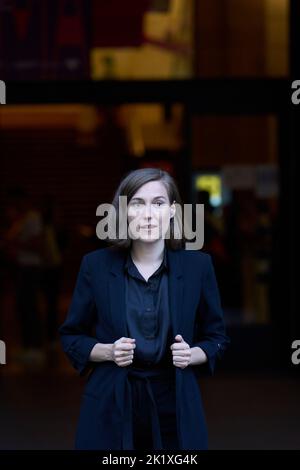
<box><xmin>170</xmin><ymin>334</ymin><xmax>192</xmax><ymax>369</ymax></box>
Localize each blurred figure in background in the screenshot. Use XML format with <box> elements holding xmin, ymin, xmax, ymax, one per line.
<box><xmin>196</xmin><ymin>190</ymin><xmax>230</xmax><ymax>306</ymax></box>
<box><xmin>2</xmin><ymin>187</ymin><xmax>45</xmax><ymax>367</ymax></box>
<box><xmin>253</xmin><ymin>199</ymin><xmax>273</xmax><ymax>324</ymax></box>
<box><xmin>222</xmin><ymin>191</ymin><xmax>244</xmax><ymax>316</ymax></box>
<box><xmin>40</xmin><ymin>195</ymin><xmax>64</xmax><ymax>363</ymax></box>
<box><xmin>197</xmin><ymin>191</ymin><xmax>227</xmax><ymax>261</ymax></box>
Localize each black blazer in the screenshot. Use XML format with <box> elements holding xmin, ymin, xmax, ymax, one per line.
<box><xmin>59</xmin><ymin>246</ymin><xmax>230</xmax><ymax>450</ymax></box>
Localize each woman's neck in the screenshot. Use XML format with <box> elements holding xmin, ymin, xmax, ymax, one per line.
<box><xmin>130</xmin><ymin>239</ymin><xmax>165</xmax><ymax>266</ymax></box>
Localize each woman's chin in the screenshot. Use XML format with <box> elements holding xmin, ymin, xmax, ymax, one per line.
<box><xmin>138</xmin><ymin>235</ymin><xmax>160</xmax><ymax>243</ymax></box>
<box><xmin>130</xmin><ymin>233</ymin><xmax>163</xmax><ymax>243</ymax></box>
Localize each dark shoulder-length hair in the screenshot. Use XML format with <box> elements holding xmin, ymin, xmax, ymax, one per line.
<box><xmin>106</xmin><ymin>167</ymin><xmax>186</xmax><ymax>251</ymax></box>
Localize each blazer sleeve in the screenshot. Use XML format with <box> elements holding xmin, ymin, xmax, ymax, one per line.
<box><xmin>191</xmin><ymin>254</ymin><xmax>230</xmax><ymax>376</ymax></box>
<box><xmin>58</xmin><ymin>255</ymin><xmax>99</xmax><ymax>376</ymax></box>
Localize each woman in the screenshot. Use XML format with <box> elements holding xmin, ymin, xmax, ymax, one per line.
<box><xmin>59</xmin><ymin>168</ymin><xmax>230</xmax><ymax>450</ymax></box>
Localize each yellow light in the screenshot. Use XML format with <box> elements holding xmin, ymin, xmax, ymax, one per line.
<box><xmin>195</xmin><ymin>175</ymin><xmax>222</xmax><ymax>206</ymax></box>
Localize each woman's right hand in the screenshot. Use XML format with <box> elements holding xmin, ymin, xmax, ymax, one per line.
<box><xmin>112</xmin><ymin>337</ymin><xmax>136</xmax><ymax>367</ymax></box>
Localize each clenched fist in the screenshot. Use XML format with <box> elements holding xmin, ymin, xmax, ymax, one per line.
<box><xmin>170</xmin><ymin>334</ymin><xmax>191</xmax><ymax>369</ymax></box>
<box><xmin>112</xmin><ymin>337</ymin><xmax>136</xmax><ymax>367</ymax></box>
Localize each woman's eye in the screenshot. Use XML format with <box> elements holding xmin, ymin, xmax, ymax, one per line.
<box><xmin>130</xmin><ymin>201</ymin><xmax>164</xmax><ymax>208</ymax></box>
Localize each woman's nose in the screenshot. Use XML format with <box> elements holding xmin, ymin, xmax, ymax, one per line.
<box><xmin>142</xmin><ymin>204</ymin><xmax>152</xmax><ymax>217</ymax></box>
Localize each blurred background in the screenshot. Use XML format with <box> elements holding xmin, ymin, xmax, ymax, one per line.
<box><xmin>0</xmin><ymin>0</ymin><xmax>299</xmax><ymax>450</ymax></box>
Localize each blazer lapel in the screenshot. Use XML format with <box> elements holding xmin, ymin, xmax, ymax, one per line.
<box><xmin>108</xmin><ymin>246</ymin><xmax>184</xmax><ymax>341</ymax></box>
<box><xmin>108</xmin><ymin>249</ymin><xmax>128</xmax><ymax>339</ymax></box>
<box><xmin>167</xmin><ymin>248</ymin><xmax>184</xmax><ymax>336</ymax></box>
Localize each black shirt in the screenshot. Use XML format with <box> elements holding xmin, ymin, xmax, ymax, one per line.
<box><xmin>124</xmin><ymin>247</ymin><xmax>174</xmax><ymax>368</ymax></box>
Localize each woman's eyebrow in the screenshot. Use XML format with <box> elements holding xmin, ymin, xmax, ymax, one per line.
<box><xmin>130</xmin><ymin>195</ymin><xmax>167</xmax><ymax>202</ymax></box>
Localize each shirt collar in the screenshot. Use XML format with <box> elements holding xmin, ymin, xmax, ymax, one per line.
<box><xmin>124</xmin><ymin>246</ymin><xmax>168</xmax><ymax>274</ymax></box>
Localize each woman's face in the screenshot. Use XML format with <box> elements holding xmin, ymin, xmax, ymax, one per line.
<box><xmin>127</xmin><ymin>180</ymin><xmax>175</xmax><ymax>243</ymax></box>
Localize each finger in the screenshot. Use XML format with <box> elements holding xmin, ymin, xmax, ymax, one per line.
<box><xmin>123</xmin><ymin>343</ymin><xmax>136</xmax><ymax>350</ymax></box>
<box><xmin>118</xmin><ymin>359</ymin><xmax>133</xmax><ymax>367</ymax></box>
<box><xmin>173</xmin><ymin>362</ymin><xmax>183</xmax><ymax>367</ymax></box>
<box><xmin>118</xmin><ymin>354</ymin><xmax>133</xmax><ymax>362</ymax></box>
<box><xmin>173</xmin><ymin>360</ymin><xmax>188</xmax><ymax>367</ymax></box>
<box><xmin>173</xmin><ymin>356</ymin><xmax>187</xmax><ymax>362</ymax></box>
<box><xmin>172</xmin><ymin>350</ymin><xmax>190</xmax><ymax>356</ymax></box>
<box><xmin>121</xmin><ymin>337</ymin><xmax>135</xmax><ymax>343</ymax></box>
<box><xmin>116</xmin><ymin>350</ymin><xmax>134</xmax><ymax>358</ymax></box>
<box><xmin>117</xmin><ymin>343</ymin><xmax>136</xmax><ymax>351</ymax></box>
<box><xmin>118</xmin><ymin>360</ymin><xmax>133</xmax><ymax>366</ymax></box>
<box><xmin>171</xmin><ymin>343</ymin><xmax>188</xmax><ymax>350</ymax></box>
